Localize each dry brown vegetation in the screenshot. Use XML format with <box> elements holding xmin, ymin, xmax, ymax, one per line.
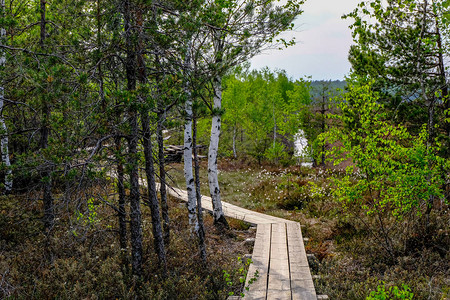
<box><xmin>167</xmin><ymin>158</ymin><xmax>450</xmax><ymax>300</ymax></box>
<box><xmin>2</xmin><ymin>158</ymin><xmax>448</xmax><ymax>299</ymax></box>
<box><xmin>0</xmin><ymin>184</ymin><xmax>255</xmax><ymax>299</ymax></box>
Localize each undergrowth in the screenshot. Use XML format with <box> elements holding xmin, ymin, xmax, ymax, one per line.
<box><xmin>167</xmin><ymin>159</ymin><xmax>449</xmax><ymax>300</ymax></box>
<box><xmin>0</xmin><ymin>185</ymin><xmax>254</xmax><ymax>299</ymax></box>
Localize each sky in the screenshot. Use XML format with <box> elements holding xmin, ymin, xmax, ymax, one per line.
<box><xmin>249</xmin><ymin>0</ymin><xmax>361</xmax><ymax>81</ymax></box>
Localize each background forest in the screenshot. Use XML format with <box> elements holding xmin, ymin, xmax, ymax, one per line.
<box><xmin>0</xmin><ymin>0</ymin><xmax>449</xmax><ymax>299</ymax></box>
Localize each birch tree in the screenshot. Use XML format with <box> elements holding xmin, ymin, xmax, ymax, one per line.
<box><xmin>183</xmin><ymin>40</ymin><xmax>199</xmax><ymax>232</ymax></box>
<box><xmin>0</xmin><ymin>0</ymin><xmax>11</xmax><ymax>194</ymax></box>
<box><xmin>203</xmin><ymin>0</ymin><xmax>303</xmax><ymax>226</ymax></box>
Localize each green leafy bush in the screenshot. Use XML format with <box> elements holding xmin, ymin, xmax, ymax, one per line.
<box><xmin>264</xmin><ymin>141</ymin><xmax>290</xmax><ymax>165</ymax></box>
<box><xmin>367</xmin><ymin>282</ymin><xmax>414</xmax><ymax>300</ymax></box>
<box><xmin>320</xmin><ymin>79</ymin><xmax>449</xmax><ymax>257</ymax></box>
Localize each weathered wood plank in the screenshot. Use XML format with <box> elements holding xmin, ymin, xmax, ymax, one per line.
<box><xmin>268</xmin><ymin>223</ymin><xmax>291</xmax><ymax>299</ymax></box>
<box><xmin>287</xmin><ymin>222</ymin><xmax>309</xmax><ymax>267</ymax></box>
<box><xmin>155</xmin><ymin>181</ymin><xmax>318</xmax><ymax>299</ymax></box>
<box><xmin>245</xmin><ymin>223</ymin><xmax>271</xmax><ymax>297</ymax></box>
<box><xmin>267</xmin><ymin>290</ymin><xmax>291</xmax><ymax>300</ymax></box>
<box><xmin>287</xmin><ymin>222</ymin><xmax>317</xmax><ymax>300</ymax></box>
<box><xmin>243</xmin><ymin>290</ymin><xmax>265</xmax><ymax>300</ymax></box>
<box><xmin>291</xmin><ymin>280</ymin><xmax>317</xmax><ymax>300</ymax></box>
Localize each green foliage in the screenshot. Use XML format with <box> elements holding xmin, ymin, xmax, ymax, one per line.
<box><xmin>367</xmin><ymin>283</ymin><xmax>414</xmax><ymax>300</ymax></box>
<box><xmin>75</xmin><ymin>197</ymin><xmax>100</xmax><ymax>227</ymax></box>
<box><xmin>222</xmin><ymin>256</ymin><xmax>257</xmax><ymax>297</ymax></box>
<box><xmin>301</xmin><ymin>80</ymin><xmax>344</xmax><ymax>165</ymax></box>
<box><xmin>321</xmin><ymin>80</ymin><xmax>448</xmax><ymax>219</ymax></box>
<box><xmin>264</xmin><ymin>141</ymin><xmax>290</xmax><ymax>165</ymax></box>
<box><xmin>344</xmin><ymin>0</ymin><xmax>450</xmax><ymax>143</ymax></box>
<box><xmin>221</xmin><ymin>67</ymin><xmax>311</xmax><ymax>163</ymax></box>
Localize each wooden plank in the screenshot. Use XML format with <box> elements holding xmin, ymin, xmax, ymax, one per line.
<box><xmin>245</xmin><ymin>224</ymin><xmax>271</xmax><ymax>298</ymax></box>
<box><xmin>287</xmin><ymin>222</ymin><xmax>309</xmax><ymax>267</ymax></box>
<box><xmin>267</xmin><ymin>290</ymin><xmax>291</xmax><ymax>300</ymax></box>
<box><xmin>243</xmin><ymin>290</ymin><xmax>265</xmax><ymax>300</ymax></box>
<box><xmin>287</xmin><ymin>222</ymin><xmax>317</xmax><ymax>300</ymax></box>
<box><xmin>160</xmin><ymin>183</ymin><xmax>295</xmax><ymax>225</ymax></box>
<box><xmin>268</xmin><ymin>223</ymin><xmax>291</xmax><ymax>299</ymax></box>
<box><xmin>291</xmin><ymin>279</ymin><xmax>317</xmax><ymax>300</ymax></box>
<box><xmin>155</xmin><ymin>181</ymin><xmax>318</xmax><ymax>299</ymax></box>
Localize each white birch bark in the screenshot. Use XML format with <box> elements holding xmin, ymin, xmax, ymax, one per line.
<box><xmin>0</xmin><ymin>0</ymin><xmax>12</xmax><ymax>193</ymax></box>
<box><xmin>208</xmin><ymin>76</ymin><xmax>226</xmax><ymax>224</ymax></box>
<box><xmin>183</xmin><ymin>41</ymin><xmax>198</xmax><ymax>232</ymax></box>
<box><xmin>273</xmin><ymin>103</ymin><xmax>277</xmax><ymax>148</ymax></box>
<box><xmin>232</xmin><ymin>124</ymin><xmax>237</xmax><ymax>158</ymax></box>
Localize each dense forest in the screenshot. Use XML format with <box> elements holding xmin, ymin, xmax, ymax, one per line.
<box><xmin>0</xmin><ymin>0</ymin><xmax>449</xmax><ymax>299</ymax></box>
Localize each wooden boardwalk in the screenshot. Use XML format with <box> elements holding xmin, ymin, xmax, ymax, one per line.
<box><xmin>162</xmin><ymin>184</ymin><xmax>317</xmax><ymax>300</ymax></box>
<box><xmin>245</xmin><ymin>223</ymin><xmax>316</xmax><ymax>300</ymax></box>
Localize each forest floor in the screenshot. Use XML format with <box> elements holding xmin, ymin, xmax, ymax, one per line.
<box><xmin>1</xmin><ymin>157</ymin><xmax>448</xmax><ymax>299</ymax></box>
<box><xmin>167</xmin><ymin>158</ymin><xmax>449</xmax><ymax>300</ymax></box>
<box><xmin>0</xmin><ymin>182</ymin><xmax>256</xmax><ymax>299</ymax></box>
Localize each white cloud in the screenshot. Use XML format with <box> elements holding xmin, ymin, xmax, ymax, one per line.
<box><xmin>250</xmin><ymin>0</ymin><xmax>361</xmax><ymax>80</ymax></box>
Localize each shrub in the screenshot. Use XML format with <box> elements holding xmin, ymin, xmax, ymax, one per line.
<box><xmin>367</xmin><ymin>283</ymin><xmax>414</xmax><ymax>300</ymax></box>
<box><xmin>319</xmin><ymin>79</ymin><xmax>449</xmax><ymax>258</ymax></box>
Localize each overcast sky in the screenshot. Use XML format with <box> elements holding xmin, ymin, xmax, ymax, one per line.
<box><xmin>250</xmin><ymin>0</ymin><xmax>361</xmax><ymax>81</ymax></box>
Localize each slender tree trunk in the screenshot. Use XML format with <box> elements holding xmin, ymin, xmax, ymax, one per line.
<box><xmin>434</xmin><ymin>19</ymin><xmax>450</xmax><ymax>203</ymax></box>
<box><xmin>127</xmin><ymin>111</ymin><xmax>143</xmax><ymax>277</ymax></box>
<box><xmin>39</xmin><ymin>0</ymin><xmax>54</xmax><ymax>234</ymax></box>
<box><xmin>135</xmin><ymin>7</ymin><xmax>167</xmax><ymax>273</ymax></box>
<box><xmin>42</xmin><ymin>167</ymin><xmax>53</xmax><ymax>232</ymax></box>
<box><xmin>232</xmin><ymin>123</ymin><xmax>237</xmax><ymax>159</ymax></box>
<box><xmin>0</xmin><ymin>0</ymin><xmax>11</xmax><ymax>193</ymax></box>
<box><xmin>193</xmin><ymin>113</ymin><xmax>207</xmax><ymax>264</ymax></box>
<box><xmin>208</xmin><ymin>75</ymin><xmax>228</xmax><ymax>227</ymax></box>
<box><xmin>183</xmin><ymin>41</ymin><xmax>198</xmax><ymax>232</ymax></box>
<box><xmin>416</xmin><ymin>0</ymin><xmax>436</xmax><ymax>228</ymax></box>
<box><xmin>157</xmin><ymin>110</ymin><xmax>170</xmax><ymax>245</ymax></box>
<box><xmin>321</xmin><ymin>95</ymin><xmax>326</xmax><ymax>166</ymax></box>
<box><xmin>123</xmin><ymin>0</ymin><xmax>143</xmax><ymax>277</ymax></box>
<box><xmin>96</xmin><ymin>0</ymin><xmax>106</xmax><ymax>110</ymax></box>
<box><xmin>434</xmin><ymin>17</ymin><xmax>449</xmax><ymax>147</ymax></box>
<box><xmin>115</xmin><ymin>137</ymin><xmax>128</xmax><ymax>256</ymax></box>
<box><xmin>141</xmin><ymin>113</ymin><xmax>167</xmax><ymax>273</ymax></box>
<box><xmin>41</xmin><ymin>103</ymin><xmax>53</xmax><ymax>233</ymax></box>
<box><xmin>151</xmin><ymin>5</ymin><xmax>170</xmax><ymax>244</ymax></box>
<box><xmin>273</xmin><ymin>103</ymin><xmax>277</xmax><ymax>148</ymax></box>
<box><xmin>272</xmin><ymin>102</ymin><xmax>278</xmax><ymax>164</ymax></box>
<box><xmin>40</xmin><ymin>0</ymin><xmax>46</xmax><ymax>48</ymax></box>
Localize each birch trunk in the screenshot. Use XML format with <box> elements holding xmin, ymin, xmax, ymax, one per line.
<box><xmin>183</xmin><ymin>41</ymin><xmax>198</xmax><ymax>232</ymax></box>
<box><xmin>273</xmin><ymin>103</ymin><xmax>277</xmax><ymax>149</ymax></box>
<box><xmin>193</xmin><ymin>114</ymin><xmax>207</xmax><ymax>264</ymax></box>
<box><xmin>321</xmin><ymin>95</ymin><xmax>326</xmax><ymax>166</ymax></box>
<box><xmin>208</xmin><ymin>76</ymin><xmax>228</xmax><ymax>227</ymax></box>
<box><xmin>232</xmin><ymin>124</ymin><xmax>237</xmax><ymax>159</ymax></box>
<box><xmin>0</xmin><ymin>0</ymin><xmax>11</xmax><ymax>193</ymax></box>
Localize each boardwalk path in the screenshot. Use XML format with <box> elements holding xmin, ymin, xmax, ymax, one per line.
<box><xmin>160</xmin><ymin>184</ymin><xmax>317</xmax><ymax>300</ymax></box>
